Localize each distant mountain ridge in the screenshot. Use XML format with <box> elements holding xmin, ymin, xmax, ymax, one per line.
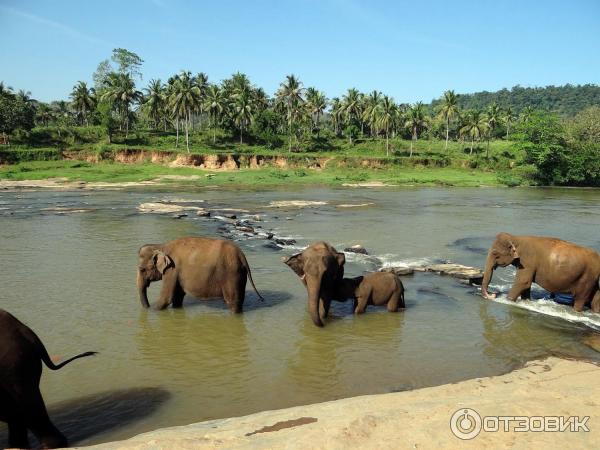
<box><xmin>429</xmin><ymin>83</ymin><xmax>600</xmax><ymax>117</ymax></box>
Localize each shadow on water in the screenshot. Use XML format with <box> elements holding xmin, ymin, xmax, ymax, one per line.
<box><xmin>0</xmin><ymin>387</ymin><xmax>171</xmax><ymax>449</ymax></box>
<box><xmin>447</xmin><ymin>236</ymin><xmax>491</xmax><ymax>256</ymax></box>
<box><xmin>159</xmin><ymin>289</ymin><xmax>295</xmax><ymax>312</ymax></box>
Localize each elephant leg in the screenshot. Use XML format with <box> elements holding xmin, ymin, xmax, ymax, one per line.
<box><xmin>507</xmin><ymin>269</ymin><xmax>534</xmax><ymax>301</ymax></box>
<box><xmin>171</xmin><ymin>283</ymin><xmax>185</xmax><ymax>308</ymax></box>
<box><xmin>8</xmin><ymin>421</ymin><xmax>30</xmax><ymax>450</ymax></box>
<box><xmin>222</xmin><ymin>279</ymin><xmax>245</xmax><ymax>314</ymax></box>
<box><xmin>591</xmin><ymin>290</ymin><xmax>600</xmax><ymax>313</ymax></box>
<box><xmin>154</xmin><ymin>272</ymin><xmax>178</xmax><ymax>310</ymax></box>
<box><xmin>521</xmin><ymin>288</ymin><xmax>531</xmax><ymax>300</ymax></box>
<box><xmin>18</xmin><ymin>386</ymin><xmax>67</xmax><ymax>449</ymax></box>
<box><xmin>354</xmin><ymin>295</ymin><xmax>368</xmax><ymax>314</ymax></box>
<box><xmin>387</xmin><ymin>293</ymin><xmax>401</xmax><ymax>312</ymax></box>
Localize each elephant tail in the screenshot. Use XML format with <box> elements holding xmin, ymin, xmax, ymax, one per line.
<box><xmin>34</xmin><ymin>332</ymin><xmax>98</xmax><ymax>370</ymax></box>
<box><xmin>241</xmin><ymin>253</ymin><xmax>265</xmax><ymax>302</ymax></box>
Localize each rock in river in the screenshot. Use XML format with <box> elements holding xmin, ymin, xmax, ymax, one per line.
<box><xmin>344</xmin><ymin>245</ymin><xmax>369</xmax><ymax>255</ymax></box>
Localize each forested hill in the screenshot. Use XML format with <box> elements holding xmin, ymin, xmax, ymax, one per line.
<box><xmin>430</xmin><ymin>84</ymin><xmax>600</xmax><ymax>117</ymax></box>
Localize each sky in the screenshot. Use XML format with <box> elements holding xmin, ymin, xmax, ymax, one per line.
<box><xmin>1</xmin><ymin>0</ymin><xmax>599</xmax><ymax>103</ymax></box>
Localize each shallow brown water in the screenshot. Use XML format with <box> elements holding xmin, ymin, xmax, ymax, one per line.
<box><xmin>0</xmin><ymin>186</ymin><xmax>599</xmax><ymax>446</ymax></box>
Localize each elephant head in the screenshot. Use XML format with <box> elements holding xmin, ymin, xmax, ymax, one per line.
<box><xmin>481</xmin><ymin>232</ymin><xmax>519</xmax><ymax>299</ymax></box>
<box><xmin>283</xmin><ymin>242</ymin><xmax>345</xmax><ymax>327</ymax></box>
<box><xmin>137</xmin><ymin>244</ymin><xmax>173</xmax><ymax>308</ymax></box>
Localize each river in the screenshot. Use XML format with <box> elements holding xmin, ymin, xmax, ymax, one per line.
<box><xmin>0</xmin><ymin>186</ymin><xmax>599</xmax><ymax>447</ymax></box>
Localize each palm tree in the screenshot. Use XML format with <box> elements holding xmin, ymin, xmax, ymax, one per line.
<box><xmin>193</xmin><ymin>72</ymin><xmax>208</xmax><ymax>129</ymax></box>
<box><xmin>101</xmin><ymin>72</ymin><xmax>142</xmax><ymax>137</ymax></box>
<box><xmin>503</xmin><ymin>106</ymin><xmax>515</xmax><ymax>139</ymax></box>
<box><xmin>230</xmin><ymin>88</ymin><xmax>254</xmax><ymax>144</ymax></box>
<box><xmin>404</xmin><ymin>102</ymin><xmax>428</xmax><ymax>157</ymax></box>
<box><xmin>520</xmin><ymin>106</ymin><xmax>534</xmax><ymax>124</ymax></box>
<box><xmin>169</xmin><ymin>71</ymin><xmax>201</xmax><ymax>152</ymax></box>
<box><xmin>460</xmin><ymin>110</ymin><xmax>488</xmax><ymax>155</ymax></box>
<box><xmin>0</xmin><ymin>82</ymin><xmax>14</xmax><ymax>98</ymax></box>
<box><xmin>484</xmin><ymin>102</ymin><xmax>502</xmax><ymax>158</ymax></box>
<box><xmin>70</xmin><ymin>81</ymin><xmax>95</xmax><ymax>126</ymax></box>
<box><xmin>276</xmin><ymin>74</ymin><xmax>304</xmax><ymax>152</ymax></box>
<box><xmin>329</xmin><ymin>97</ymin><xmax>343</xmax><ymax>136</ymax></box>
<box><xmin>204</xmin><ymin>84</ymin><xmax>226</xmax><ymax>144</ymax></box>
<box><xmin>362</xmin><ymin>90</ymin><xmax>382</xmax><ymax>138</ymax></box>
<box><xmin>36</xmin><ymin>103</ymin><xmax>53</xmax><ymax>127</ymax></box>
<box><xmin>143</xmin><ymin>79</ymin><xmax>165</xmax><ymax>131</ymax></box>
<box><xmin>342</xmin><ymin>88</ymin><xmax>362</xmax><ymax>144</ymax></box>
<box><xmin>376</xmin><ymin>95</ymin><xmax>397</xmax><ymax>156</ymax></box>
<box><xmin>305</xmin><ymin>87</ymin><xmax>327</xmax><ymax>135</ymax></box>
<box><xmin>438</xmin><ymin>90</ymin><xmax>459</xmax><ymax>152</ymax></box>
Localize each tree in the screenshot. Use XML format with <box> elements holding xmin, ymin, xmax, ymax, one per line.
<box><xmin>520</xmin><ymin>106</ymin><xmax>535</xmax><ymax>123</ymax></box>
<box><xmin>70</xmin><ymin>81</ymin><xmax>96</xmax><ymax>126</ymax></box>
<box><xmin>0</xmin><ymin>86</ymin><xmax>35</xmax><ymax>145</ymax></box>
<box><xmin>438</xmin><ymin>90</ymin><xmax>459</xmax><ymax>152</ymax></box>
<box><xmin>342</xmin><ymin>88</ymin><xmax>362</xmax><ymax>144</ymax></box>
<box><xmin>193</xmin><ymin>72</ymin><xmax>208</xmax><ymax>129</ymax></box>
<box><xmin>376</xmin><ymin>95</ymin><xmax>397</xmax><ymax>156</ymax></box>
<box><xmin>460</xmin><ymin>110</ymin><xmax>487</xmax><ymax>155</ymax></box>
<box><xmin>97</xmin><ymin>100</ymin><xmax>117</xmax><ymax>143</ymax></box>
<box><xmin>504</xmin><ymin>106</ymin><xmax>515</xmax><ymax>139</ymax></box>
<box><xmin>168</xmin><ymin>71</ymin><xmax>201</xmax><ymax>152</ymax></box>
<box><xmin>362</xmin><ymin>90</ymin><xmax>382</xmax><ymax>137</ymax></box>
<box><xmin>305</xmin><ymin>87</ymin><xmax>327</xmax><ymax>136</ymax></box>
<box><xmin>111</xmin><ymin>48</ymin><xmax>144</xmax><ymax>80</ymax></box>
<box><xmin>92</xmin><ymin>59</ymin><xmax>112</xmax><ymax>89</ymax></box>
<box><xmin>101</xmin><ymin>72</ymin><xmax>142</xmax><ymax>137</ymax></box>
<box><xmin>143</xmin><ymin>79</ymin><xmax>165</xmax><ymax>130</ymax></box>
<box><xmin>276</xmin><ymin>74</ymin><xmax>304</xmax><ymax>152</ymax></box>
<box><xmin>204</xmin><ymin>84</ymin><xmax>226</xmax><ymax>144</ymax></box>
<box><xmin>484</xmin><ymin>102</ymin><xmax>502</xmax><ymax>158</ymax></box>
<box><xmin>230</xmin><ymin>88</ymin><xmax>254</xmax><ymax>144</ymax></box>
<box><xmin>404</xmin><ymin>102</ymin><xmax>428</xmax><ymax>157</ymax></box>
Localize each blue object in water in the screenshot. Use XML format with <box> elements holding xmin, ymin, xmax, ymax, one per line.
<box><xmin>550</xmin><ymin>292</ymin><xmax>574</xmax><ymax>306</ymax></box>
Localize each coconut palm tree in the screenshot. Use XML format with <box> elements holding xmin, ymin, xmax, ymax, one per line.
<box><xmin>193</xmin><ymin>72</ymin><xmax>208</xmax><ymax>129</ymax></box>
<box><xmin>504</xmin><ymin>106</ymin><xmax>515</xmax><ymax>139</ymax></box>
<box><xmin>0</xmin><ymin>82</ymin><xmax>14</xmax><ymax>98</ymax></box>
<box><xmin>305</xmin><ymin>87</ymin><xmax>327</xmax><ymax>135</ymax></box>
<box><xmin>169</xmin><ymin>71</ymin><xmax>201</xmax><ymax>152</ymax></box>
<box><xmin>404</xmin><ymin>102</ymin><xmax>428</xmax><ymax>157</ymax></box>
<box><xmin>460</xmin><ymin>110</ymin><xmax>488</xmax><ymax>155</ymax></box>
<box><xmin>276</xmin><ymin>74</ymin><xmax>304</xmax><ymax>152</ymax></box>
<box><xmin>70</xmin><ymin>81</ymin><xmax>95</xmax><ymax>126</ymax></box>
<box><xmin>342</xmin><ymin>88</ymin><xmax>362</xmax><ymax>143</ymax></box>
<box><xmin>230</xmin><ymin>88</ymin><xmax>254</xmax><ymax>144</ymax></box>
<box><xmin>484</xmin><ymin>102</ymin><xmax>502</xmax><ymax>158</ymax></box>
<box><xmin>438</xmin><ymin>90</ymin><xmax>459</xmax><ymax>152</ymax></box>
<box><xmin>329</xmin><ymin>97</ymin><xmax>343</xmax><ymax>136</ymax></box>
<box><xmin>101</xmin><ymin>72</ymin><xmax>142</xmax><ymax>137</ymax></box>
<box><xmin>362</xmin><ymin>90</ymin><xmax>382</xmax><ymax>138</ymax></box>
<box><xmin>36</xmin><ymin>103</ymin><xmax>53</xmax><ymax>127</ymax></box>
<box><xmin>520</xmin><ymin>106</ymin><xmax>535</xmax><ymax>124</ymax></box>
<box><xmin>204</xmin><ymin>84</ymin><xmax>226</xmax><ymax>144</ymax></box>
<box><xmin>376</xmin><ymin>95</ymin><xmax>397</xmax><ymax>156</ymax></box>
<box><xmin>143</xmin><ymin>79</ymin><xmax>166</xmax><ymax>131</ymax></box>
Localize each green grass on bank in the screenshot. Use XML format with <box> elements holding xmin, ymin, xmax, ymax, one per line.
<box><xmin>0</xmin><ymin>160</ymin><xmax>501</xmax><ymax>187</ymax></box>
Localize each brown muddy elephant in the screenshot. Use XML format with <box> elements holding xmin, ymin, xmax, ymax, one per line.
<box><xmin>0</xmin><ymin>309</ymin><xmax>97</xmax><ymax>449</ymax></box>
<box><xmin>334</xmin><ymin>272</ymin><xmax>405</xmax><ymax>314</ymax></box>
<box><xmin>137</xmin><ymin>237</ymin><xmax>263</xmax><ymax>312</ymax></box>
<box><xmin>283</xmin><ymin>241</ymin><xmax>346</xmax><ymax>327</ymax></box>
<box><xmin>481</xmin><ymin>232</ymin><xmax>600</xmax><ymax>312</ymax></box>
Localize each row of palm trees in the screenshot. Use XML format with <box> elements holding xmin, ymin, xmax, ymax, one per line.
<box><xmin>64</xmin><ymin>73</ymin><xmax>535</xmax><ymax>154</ymax></box>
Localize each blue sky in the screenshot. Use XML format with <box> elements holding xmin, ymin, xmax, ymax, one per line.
<box><xmin>1</xmin><ymin>0</ymin><xmax>599</xmax><ymax>103</ymax></box>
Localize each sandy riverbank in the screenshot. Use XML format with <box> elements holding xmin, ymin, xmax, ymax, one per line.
<box><xmin>79</xmin><ymin>356</ymin><xmax>599</xmax><ymax>449</ymax></box>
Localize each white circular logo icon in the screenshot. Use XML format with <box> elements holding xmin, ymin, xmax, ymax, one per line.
<box><xmin>450</xmin><ymin>408</ymin><xmax>482</xmax><ymax>440</ymax></box>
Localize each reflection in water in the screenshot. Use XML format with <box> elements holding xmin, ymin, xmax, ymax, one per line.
<box><xmin>0</xmin><ymin>187</ymin><xmax>599</xmax><ymax>445</ymax></box>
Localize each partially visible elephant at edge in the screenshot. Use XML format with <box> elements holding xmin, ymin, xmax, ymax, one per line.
<box><xmin>334</xmin><ymin>271</ymin><xmax>405</xmax><ymax>314</ymax></box>
<box><xmin>482</xmin><ymin>232</ymin><xmax>600</xmax><ymax>312</ymax></box>
<box><xmin>283</xmin><ymin>241</ymin><xmax>346</xmax><ymax>327</ymax></box>
<box><xmin>0</xmin><ymin>309</ymin><xmax>97</xmax><ymax>449</ymax></box>
<box><xmin>137</xmin><ymin>236</ymin><xmax>264</xmax><ymax>312</ymax></box>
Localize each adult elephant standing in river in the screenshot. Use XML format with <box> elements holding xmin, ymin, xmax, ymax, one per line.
<box><xmin>0</xmin><ymin>309</ymin><xmax>97</xmax><ymax>449</ymax></box>
<box><xmin>137</xmin><ymin>237</ymin><xmax>264</xmax><ymax>312</ymax></box>
<box><xmin>283</xmin><ymin>241</ymin><xmax>346</xmax><ymax>327</ymax></box>
<box><xmin>481</xmin><ymin>232</ymin><xmax>600</xmax><ymax>312</ymax></box>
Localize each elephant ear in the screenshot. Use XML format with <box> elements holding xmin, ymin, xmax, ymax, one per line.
<box><xmin>336</xmin><ymin>251</ymin><xmax>346</xmax><ymax>267</ymax></box>
<box><xmin>282</xmin><ymin>253</ymin><xmax>305</xmax><ymax>277</ymax></box>
<box><xmin>153</xmin><ymin>251</ymin><xmax>173</xmax><ymax>274</ymax></box>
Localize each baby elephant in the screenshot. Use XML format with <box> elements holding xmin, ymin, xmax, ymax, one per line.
<box><xmin>335</xmin><ymin>271</ymin><xmax>405</xmax><ymax>314</ymax></box>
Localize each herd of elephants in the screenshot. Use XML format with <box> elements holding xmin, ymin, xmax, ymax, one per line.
<box><xmin>2</xmin><ymin>232</ymin><xmax>600</xmax><ymax>448</ymax></box>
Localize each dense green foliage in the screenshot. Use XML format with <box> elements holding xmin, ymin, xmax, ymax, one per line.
<box><xmin>430</xmin><ymin>84</ymin><xmax>600</xmax><ymax>117</ymax></box>
<box><xmin>1</xmin><ymin>48</ymin><xmax>599</xmax><ymax>186</ymax></box>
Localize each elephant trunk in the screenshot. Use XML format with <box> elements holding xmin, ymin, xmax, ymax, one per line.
<box><xmin>137</xmin><ymin>271</ymin><xmax>150</xmax><ymax>308</ymax></box>
<box><xmin>481</xmin><ymin>251</ymin><xmax>497</xmax><ymax>299</ymax></box>
<box><xmin>306</xmin><ymin>273</ymin><xmax>325</xmax><ymax>327</ymax></box>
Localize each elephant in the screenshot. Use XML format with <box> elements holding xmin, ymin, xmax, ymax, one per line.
<box><xmin>137</xmin><ymin>236</ymin><xmax>264</xmax><ymax>312</ymax></box>
<box><xmin>283</xmin><ymin>241</ymin><xmax>345</xmax><ymax>327</ymax></box>
<box><xmin>481</xmin><ymin>232</ymin><xmax>600</xmax><ymax>312</ymax></box>
<box><xmin>334</xmin><ymin>272</ymin><xmax>405</xmax><ymax>314</ymax></box>
<box><xmin>0</xmin><ymin>309</ymin><xmax>96</xmax><ymax>449</ymax></box>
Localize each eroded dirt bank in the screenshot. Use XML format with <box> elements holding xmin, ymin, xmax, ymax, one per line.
<box><xmin>79</xmin><ymin>357</ymin><xmax>600</xmax><ymax>449</ymax></box>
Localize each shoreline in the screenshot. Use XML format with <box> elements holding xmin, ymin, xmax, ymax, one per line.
<box><xmin>79</xmin><ymin>356</ymin><xmax>600</xmax><ymax>449</ymax></box>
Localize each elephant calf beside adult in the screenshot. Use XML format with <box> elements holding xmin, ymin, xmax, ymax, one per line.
<box><xmin>334</xmin><ymin>272</ymin><xmax>406</xmax><ymax>314</ymax></box>
<box><xmin>283</xmin><ymin>241</ymin><xmax>346</xmax><ymax>327</ymax></box>
<box><xmin>481</xmin><ymin>232</ymin><xmax>600</xmax><ymax>312</ymax></box>
<box><xmin>137</xmin><ymin>236</ymin><xmax>264</xmax><ymax>312</ymax></box>
<box><xmin>0</xmin><ymin>309</ymin><xmax>96</xmax><ymax>449</ymax></box>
